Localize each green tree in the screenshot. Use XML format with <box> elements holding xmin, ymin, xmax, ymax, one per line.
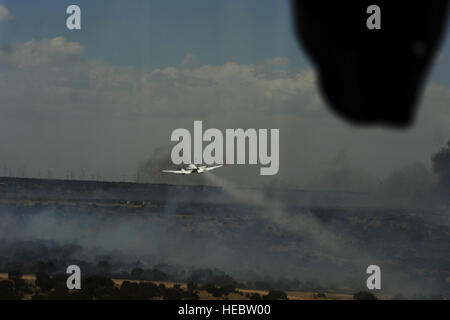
<box><xmin>263</xmin><ymin>290</ymin><xmax>288</xmax><ymax>300</ymax></box>
<box><xmin>353</xmin><ymin>291</ymin><xmax>378</xmax><ymax>300</ymax></box>
<box><xmin>8</xmin><ymin>270</ymin><xmax>23</xmax><ymax>281</ymax></box>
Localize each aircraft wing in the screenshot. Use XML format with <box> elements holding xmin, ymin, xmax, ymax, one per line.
<box><xmin>204</xmin><ymin>165</ymin><xmax>224</xmax><ymax>172</ymax></box>
<box><xmin>161</xmin><ymin>170</ymin><xmax>185</xmax><ymax>174</ymax></box>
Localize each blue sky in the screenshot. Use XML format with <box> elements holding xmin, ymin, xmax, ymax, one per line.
<box><xmin>1</xmin><ymin>0</ymin><xmax>449</xmax><ymax>80</ymax></box>
<box><xmin>0</xmin><ymin>0</ymin><xmax>311</xmax><ymax>70</ymax></box>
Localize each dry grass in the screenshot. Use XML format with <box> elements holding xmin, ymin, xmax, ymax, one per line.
<box><xmin>1</xmin><ymin>274</ymin><xmax>390</xmax><ymax>300</ymax></box>
<box><xmin>0</xmin><ymin>273</ymin><xmax>35</xmax><ymax>282</ymax></box>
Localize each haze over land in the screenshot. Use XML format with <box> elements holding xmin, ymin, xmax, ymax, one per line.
<box><xmin>0</xmin><ymin>1</ymin><xmax>449</xmax><ymax>300</ymax></box>
<box><xmin>0</xmin><ymin>172</ymin><xmax>449</xmax><ymax>298</ymax></box>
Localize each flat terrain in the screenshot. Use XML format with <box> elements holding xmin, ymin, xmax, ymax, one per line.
<box><xmin>1</xmin><ymin>177</ymin><xmax>448</xmax><ymax>299</ymax></box>
<box><xmin>0</xmin><ymin>273</ymin><xmax>360</xmax><ymax>300</ymax></box>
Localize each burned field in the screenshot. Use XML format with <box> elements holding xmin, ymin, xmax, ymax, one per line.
<box><xmin>0</xmin><ymin>177</ymin><xmax>449</xmax><ymax>299</ymax></box>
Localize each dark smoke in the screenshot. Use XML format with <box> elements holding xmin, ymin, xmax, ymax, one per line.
<box><xmin>432</xmin><ymin>140</ymin><xmax>450</xmax><ymax>190</ymax></box>
<box><xmin>0</xmin><ymin>140</ymin><xmax>449</xmax><ymax>298</ymax></box>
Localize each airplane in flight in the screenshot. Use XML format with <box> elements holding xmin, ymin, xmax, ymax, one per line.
<box><xmin>161</xmin><ymin>164</ymin><xmax>225</xmax><ymax>175</ymax></box>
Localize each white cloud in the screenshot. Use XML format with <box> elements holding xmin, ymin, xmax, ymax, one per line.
<box><xmin>0</xmin><ymin>37</ymin><xmax>320</xmax><ymax>119</ymax></box>
<box><xmin>10</xmin><ymin>37</ymin><xmax>84</xmax><ymax>69</ymax></box>
<box><xmin>0</xmin><ymin>4</ymin><xmax>14</xmax><ymax>21</ymax></box>
<box><xmin>181</xmin><ymin>52</ymin><xmax>196</xmax><ymax>65</ymax></box>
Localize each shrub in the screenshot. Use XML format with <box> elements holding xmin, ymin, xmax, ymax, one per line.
<box><xmin>8</xmin><ymin>270</ymin><xmax>23</xmax><ymax>281</ymax></box>
<box><xmin>163</xmin><ymin>288</ymin><xmax>185</xmax><ymax>300</ymax></box>
<box><xmin>249</xmin><ymin>293</ymin><xmax>262</xmax><ymax>300</ymax></box>
<box><xmin>118</xmin><ymin>281</ymin><xmax>162</xmax><ymax>300</ymax></box>
<box><xmin>263</xmin><ymin>290</ymin><xmax>288</xmax><ymax>300</ymax></box>
<box><xmin>353</xmin><ymin>291</ymin><xmax>378</xmax><ymax>300</ymax></box>
<box><xmin>35</xmin><ymin>272</ymin><xmax>56</xmax><ymax>292</ymax></box>
<box><xmin>187</xmin><ymin>281</ymin><xmax>198</xmax><ymax>292</ymax></box>
<box><xmin>0</xmin><ymin>280</ymin><xmax>22</xmax><ymax>300</ymax></box>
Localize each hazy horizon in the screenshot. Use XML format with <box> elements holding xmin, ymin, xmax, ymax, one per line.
<box><xmin>1</xmin><ymin>1</ymin><xmax>450</xmax><ymax>191</ymax></box>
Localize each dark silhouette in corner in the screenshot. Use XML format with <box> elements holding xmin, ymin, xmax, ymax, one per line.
<box><xmin>291</xmin><ymin>1</ymin><xmax>449</xmax><ymax>127</ymax></box>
